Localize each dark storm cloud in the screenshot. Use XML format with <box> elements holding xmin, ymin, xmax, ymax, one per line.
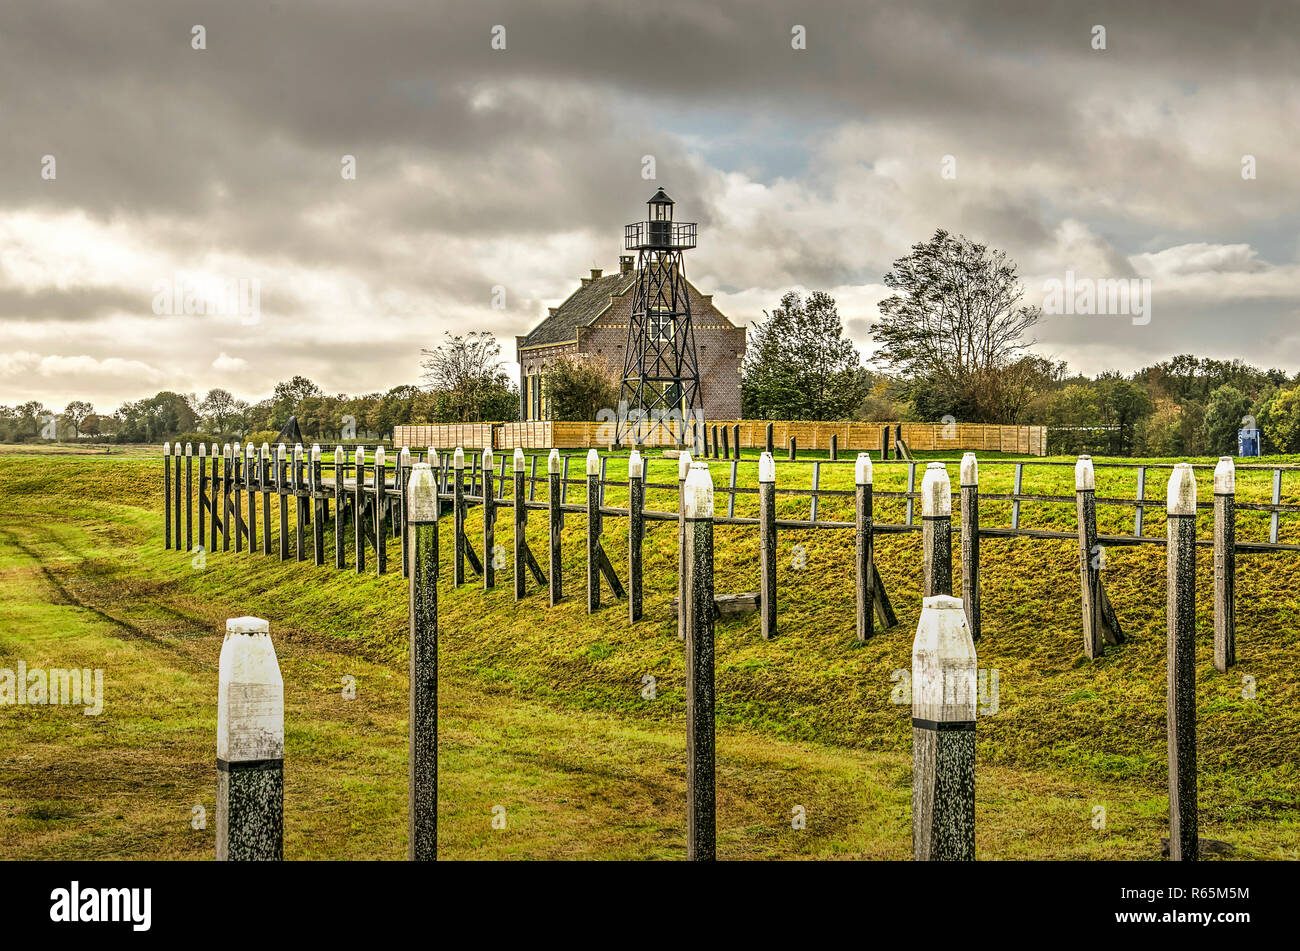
<box><xmin>1</xmin><ymin>0</ymin><xmax>1299</xmax><ymax>407</ymax></box>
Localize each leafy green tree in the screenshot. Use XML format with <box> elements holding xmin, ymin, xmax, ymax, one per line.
<box><xmin>545</xmin><ymin>356</ymin><xmax>621</xmax><ymax>421</ymax></box>
<box><xmin>871</xmin><ymin>230</ymin><xmax>1041</xmax><ymax>422</ymax></box>
<box><xmin>62</xmin><ymin>400</ymin><xmax>93</xmax><ymax>437</ymax></box>
<box><xmin>742</xmin><ymin>290</ymin><xmax>864</xmax><ymax>420</ymax></box>
<box><xmin>421</xmin><ymin>331</ymin><xmax>518</xmax><ymax>422</ymax></box>
<box><xmin>1203</xmin><ymin>385</ymin><xmax>1251</xmax><ymax>455</ymax></box>
<box><xmin>1261</xmin><ymin>386</ymin><xmax>1300</xmax><ymax>453</ymax></box>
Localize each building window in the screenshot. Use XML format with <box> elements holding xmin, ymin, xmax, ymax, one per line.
<box><xmin>529</xmin><ymin>374</ymin><xmax>540</xmax><ymax>420</ymax></box>
<box><xmin>649</xmin><ymin>309</ymin><xmax>674</xmax><ymax>343</ymax></box>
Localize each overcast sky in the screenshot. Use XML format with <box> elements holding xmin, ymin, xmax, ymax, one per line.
<box><xmin>2</xmin><ymin>0</ymin><xmax>1299</xmax><ymax>413</ymax></box>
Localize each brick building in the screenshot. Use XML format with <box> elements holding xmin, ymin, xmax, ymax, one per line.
<box><xmin>515</xmin><ymin>253</ymin><xmax>746</xmax><ymax>423</ymax></box>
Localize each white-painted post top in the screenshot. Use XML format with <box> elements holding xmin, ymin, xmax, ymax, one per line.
<box><xmin>453</xmin><ymin>446</ymin><xmax>465</xmax><ymax>469</ymax></box>
<box><xmin>334</xmin><ymin>445</ymin><xmax>345</xmax><ymax>463</ymax></box>
<box><xmin>585</xmin><ymin>448</ymin><xmax>600</xmax><ymax>475</ymax></box>
<box><xmin>400</xmin><ymin>446</ymin><xmax>410</xmax><ymax>465</ymax></box>
<box><xmin>163</xmin><ymin>441</ymin><xmax>170</xmax><ymax>454</ymax></box>
<box><xmin>199</xmin><ymin>442</ymin><xmax>207</xmax><ymax>457</ymax></box>
<box><xmin>759</xmin><ymin>451</ymin><xmax>776</xmax><ymax>483</ymax></box>
<box><xmin>293</xmin><ymin>443</ymin><xmax>303</xmax><ymax>461</ymax></box>
<box><xmin>482</xmin><ymin>446</ymin><xmax>493</xmax><ymax>467</ymax></box>
<box><xmin>855</xmin><ymin>452</ymin><xmax>873</xmax><ymax>486</ymax></box>
<box><xmin>217</xmin><ymin>616</ymin><xmax>284</xmax><ymax>763</ymax></box>
<box><xmin>920</xmin><ymin>462</ymin><xmax>952</xmax><ymax>517</ymax></box>
<box><xmin>426</xmin><ymin>446</ymin><xmax>436</xmax><ymax>463</ymax></box>
<box><xmin>354</xmin><ymin>445</ymin><xmax>364</xmax><ymax>464</ymax></box>
<box><xmin>678</xmin><ymin>450</ymin><xmax>693</xmax><ymax>481</ymax></box>
<box><xmin>1214</xmin><ymin>456</ymin><xmax>1235</xmax><ymax>494</ymax></box>
<box><xmin>406</xmin><ymin>463</ymin><xmax>438</xmax><ymax>521</ymax></box>
<box><xmin>547</xmin><ymin>448</ymin><xmax>560</xmax><ymax>473</ymax></box>
<box><xmin>1075</xmin><ymin>455</ymin><xmax>1094</xmax><ymax>491</ymax></box>
<box><xmin>684</xmin><ymin>462</ymin><xmax>714</xmax><ymax>519</ymax></box>
<box><xmin>513</xmin><ymin>447</ymin><xmax>526</xmax><ymax>471</ymax></box>
<box><xmin>960</xmin><ymin>452</ymin><xmax>978</xmax><ymax>487</ymax></box>
<box><xmin>224</xmin><ymin>443</ymin><xmax>232</xmax><ymax>458</ymax></box>
<box><xmin>311</xmin><ymin>444</ymin><xmax>320</xmax><ymax>461</ymax></box>
<box><xmin>211</xmin><ymin>443</ymin><xmax>219</xmax><ymax>457</ymax></box>
<box><xmin>911</xmin><ymin>594</ymin><xmax>977</xmax><ymax>723</ymax></box>
<box><xmin>261</xmin><ymin>442</ymin><xmax>271</xmax><ymax>457</ymax></box>
<box><xmin>233</xmin><ymin>441</ymin><xmax>240</xmax><ymax>455</ymax></box>
<box><xmin>628</xmin><ymin>449</ymin><xmax>643</xmax><ymax>479</ymax></box>
<box><xmin>246</xmin><ymin>442</ymin><xmax>254</xmax><ymax>460</ymax></box>
<box><xmin>1167</xmin><ymin>463</ymin><xmax>1197</xmax><ymax>515</ymax></box>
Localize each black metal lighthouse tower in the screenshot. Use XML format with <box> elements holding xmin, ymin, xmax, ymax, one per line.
<box><xmin>616</xmin><ymin>189</ymin><xmax>702</xmax><ymax>447</ymax></box>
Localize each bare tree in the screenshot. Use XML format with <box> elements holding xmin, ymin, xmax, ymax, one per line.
<box><xmin>871</xmin><ymin>230</ymin><xmax>1041</xmax><ymax>422</ymax></box>
<box><xmin>420</xmin><ymin>331</ymin><xmax>516</xmax><ymax>422</ymax></box>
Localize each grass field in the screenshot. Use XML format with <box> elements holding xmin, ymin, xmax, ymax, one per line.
<box><xmin>1</xmin><ymin>444</ymin><xmax>1298</xmax><ymax>859</ymax></box>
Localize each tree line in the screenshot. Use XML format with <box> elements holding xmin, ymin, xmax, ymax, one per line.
<box><xmin>8</xmin><ymin>231</ymin><xmax>1300</xmax><ymax>455</ymax></box>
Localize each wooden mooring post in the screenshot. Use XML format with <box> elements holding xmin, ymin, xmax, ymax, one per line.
<box><xmin>399</xmin><ymin>447</ymin><xmax>411</xmax><ymax>579</ymax></box>
<box><xmin>921</xmin><ymin>462</ymin><xmax>952</xmax><ymax>597</ymax></box>
<box><xmin>216</xmin><ymin>616</ymin><xmax>284</xmax><ymax>862</ymax></box>
<box><xmin>628</xmin><ymin>449</ymin><xmax>644</xmax><ymax>622</ymax></box>
<box><xmin>683</xmin><ymin>462</ymin><xmax>716</xmax><ymax>862</ymax></box>
<box><xmin>1075</xmin><ymin>455</ymin><xmax>1123</xmax><ymax>658</ymax></box>
<box><xmin>1214</xmin><ymin>456</ymin><xmax>1236</xmax><ymax>672</ymax></box>
<box><xmin>548</xmin><ymin>449</ymin><xmax>562</xmax><ymax>605</ymax></box>
<box><xmin>245</xmin><ymin>443</ymin><xmax>257</xmax><ymax>555</ymax></box>
<box><xmin>210</xmin><ymin>444</ymin><xmax>220</xmax><ymax>554</ymax></box>
<box><xmin>185</xmin><ymin>443</ymin><xmax>193</xmax><ymax>553</ymax></box>
<box><xmin>912</xmin><ymin>594</ymin><xmax>976</xmax><ymax>861</ymax></box>
<box><xmin>232</xmin><ymin>443</ymin><xmax>243</xmax><ymax>554</ymax></box>
<box><xmin>407</xmin><ymin>463</ymin><xmax>439</xmax><ymax>861</ymax></box>
<box><xmin>1166</xmin><ymin>463</ymin><xmax>1198</xmax><ymax>862</ymax></box>
<box><xmin>163</xmin><ymin>442</ymin><xmax>172</xmax><ymax>549</ymax></box>
<box><xmin>173</xmin><ymin>443</ymin><xmax>182</xmax><ymax>553</ymax></box>
<box><xmin>759</xmin><ymin>451</ymin><xmax>776</xmax><ymax>640</ymax></box>
<box><xmin>586</xmin><ymin>449</ymin><xmax>600</xmax><ymax>613</ymax></box>
<box><xmin>293</xmin><ymin>444</ymin><xmax>306</xmax><ymax>562</ymax></box>
<box><xmin>960</xmin><ymin>452</ymin><xmax>980</xmax><ymax>640</ymax></box>
<box><xmin>677</xmin><ymin>450</ymin><xmax>693</xmax><ymax>640</ymax></box>
<box><xmin>482</xmin><ymin>447</ymin><xmax>495</xmax><ymax>589</ymax></box>
<box><xmin>452</xmin><ymin>447</ymin><xmax>465</xmax><ymax>585</ymax></box>
<box><xmin>353</xmin><ymin>446</ymin><xmax>366</xmax><ymax>573</ymax></box>
<box><xmin>765</xmin><ymin>422</ymin><xmax>774</xmax><ymax>455</ymax></box>
<box><xmin>374</xmin><ymin>446</ymin><xmax>388</xmax><ymax>575</ymax></box>
<box><xmin>854</xmin><ymin>453</ymin><xmax>874</xmax><ymax>641</ymax></box>
<box><xmin>260</xmin><ymin>443</ymin><xmax>272</xmax><ymax>555</ymax></box>
<box><xmin>223</xmin><ymin>443</ymin><xmax>233</xmax><ymax>553</ymax></box>
<box><xmin>198</xmin><ymin>442</ymin><xmax>208</xmax><ymax>550</ymax></box>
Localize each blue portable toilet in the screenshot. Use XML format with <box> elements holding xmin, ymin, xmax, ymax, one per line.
<box><xmin>1238</xmin><ymin>428</ymin><xmax>1261</xmax><ymax>457</ymax></box>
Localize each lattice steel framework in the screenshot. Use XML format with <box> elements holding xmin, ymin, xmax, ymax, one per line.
<box><xmin>616</xmin><ymin>189</ymin><xmax>702</xmax><ymax>447</ymax></box>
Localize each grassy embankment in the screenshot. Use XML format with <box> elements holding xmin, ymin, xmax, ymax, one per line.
<box><xmin>0</xmin><ymin>445</ymin><xmax>1297</xmax><ymax>859</ymax></box>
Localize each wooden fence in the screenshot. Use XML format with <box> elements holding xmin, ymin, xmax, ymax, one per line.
<box><xmin>172</xmin><ymin>443</ymin><xmax>1284</xmax><ymax>862</ymax></box>
<box><xmin>393</xmin><ymin>420</ymin><xmax>1048</xmax><ymax>455</ymax></box>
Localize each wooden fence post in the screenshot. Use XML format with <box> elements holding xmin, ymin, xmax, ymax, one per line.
<box><xmin>399</xmin><ymin>447</ymin><xmax>411</xmax><ymax>579</ymax></box>
<box><xmin>759</xmin><ymin>451</ymin><xmax>777</xmax><ymax>640</ymax></box>
<box><xmin>174</xmin><ymin>443</ymin><xmax>183</xmax><ymax>552</ymax></box>
<box><xmin>921</xmin><ymin>462</ymin><xmax>952</xmax><ymax>597</ymax></box>
<box><xmin>353</xmin><ymin>446</ymin><xmax>366</xmax><ymax>573</ymax></box>
<box><xmin>482</xmin><ymin>447</ymin><xmax>495</xmax><ymax>589</ymax></box>
<box><xmin>733</xmin><ymin>424</ymin><xmax>741</xmax><ymax>460</ymax></box>
<box><xmin>1214</xmin><ymin>456</ymin><xmax>1236</xmax><ymax>672</ymax></box>
<box><xmin>223</xmin><ymin>444</ymin><xmax>233</xmax><ymax>553</ymax></box>
<box><xmin>911</xmin><ymin>594</ymin><xmax>976</xmax><ymax>861</ymax></box>
<box><xmin>765</xmin><ymin>422</ymin><xmax>774</xmax><ymax>455</ymax></box>
<box><xmin>293</xmin><ymin>444</ymin><xmax>306</xmax><ymax>562</ymax></box>
<box><xmin>1166</xmin><ymin>463</ymin><xmax>1199</xmax><ymax>862</ymax></box>
<box><xmin>258</xmin><ymin>443</ymin><xmax>272</xmax><ymax>555</ymax></box>
<box><xmin>586</xmin><ymin>449</ymin><xmax>600</xmax><ymax>613</ymax></box>
<box><xmin>311</xmin><ymin>445</ymin><xmax>324</xmax><ymax>566</ymax></box>
<box><xmin>855</xmin><ymin>453</ymin><xmax>873</xmax><ymax>642</ymax></box>
<box><xmin>721</xmin><ymin>425</ymin><xmax>730</xmax><ymax>460</ymax></box>
<box><xmin>512</xmin><ymin>448</ymin><xmax>534</xmax><ymax>601</ymax></box>
<box><xmin>628</xmin><ymin>449</ymin><xmax>644</xmax><ymax>622</ymax></box>
<box><xmin>163</xmin><ymin>442</ymin><xmax>172</xmax><ymax>549</ymax></box>
<box><xmin>830</xmin><ymin>433</ymin><xmax>838</xmax><ymax>461</ymax></box>
<box><xmin>678</xmin><ymin>450</ymin><xmax>693</xmax><ymax>640</ymax></box>
<box><xmin>1076</xmin><ymin>455</ymin><xmax>1101</xmax><ymax>658</ymax></box>
<box><xmin>334</xmin><ymin>446</ymin><xmax>346</xmax><ymax>570</ymax></box>
<box><xmin>246</xmin><ymin>443</ymin><xmax>257</xmax><ymax>555</ymax></box>
<box><xmin>960</xmin><ymin>452</ymin><xmax>980</xmax><ymax>641</ymax></box>
<box><xmin>548</xmin><ymin>448</ymin><xmax>562</xmax><ymax>605</ymax></box>
<box><xmin>211</xmin><ymin>444</ymin><xmax>220</xmax><ymax>554</ymax></box>
<box><xmin>374</xmin><ymin>446</ymin><xmax>387</xmax><ymax>575</ymax></box>
<box><xmin>232</xmin><ymin>443</ymin><xmax>243</xmax><ymax>554</ymax></box>
<box><xmin>452</xmin><ymin>447</ymin><xmax>465</xmax><ymax>586</ymax></box>
<box><xmin>407</xmin><ymin>464</ymin><xmax>439</xmax><ymax>861</ymax></box>
<box><xmin>788</xmin><ymin>436</ymin><xmax>796</xmax><ymax>461</ymax></box>
<box><xmin>216</xmin><ymin>616</ymin><xmax>284</xmax><ymax>861</ymax></box>
<box><xmin>184</xmin><ymin>443</ymin><xmax>193</xmax><ymax>553</ymax></box>
<box><xmin>198</xmin><ymin>443</ymin><xmax>208</xmax><ymax>550</ymax></box>
<box><xmin>683</xmin><ymin>462</ymin><xmax>716</xmax><ymax>862</ymax></box>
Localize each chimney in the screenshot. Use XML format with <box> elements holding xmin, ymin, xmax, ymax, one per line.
<box><xmin>590</xmin><ymin>268</ymin><xmax>602</xmax><ymax>281</ymax></box>
<box><xmin>619</xmin><ymin>255</ymin><xmax>634</xmax><ymax>274</ymax></box>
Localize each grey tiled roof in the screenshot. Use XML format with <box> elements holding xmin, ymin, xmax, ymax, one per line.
<box><xmin>521</xmin><ymin>271</ymin><xmax>638</xmax><ymax>348</ymax></box>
